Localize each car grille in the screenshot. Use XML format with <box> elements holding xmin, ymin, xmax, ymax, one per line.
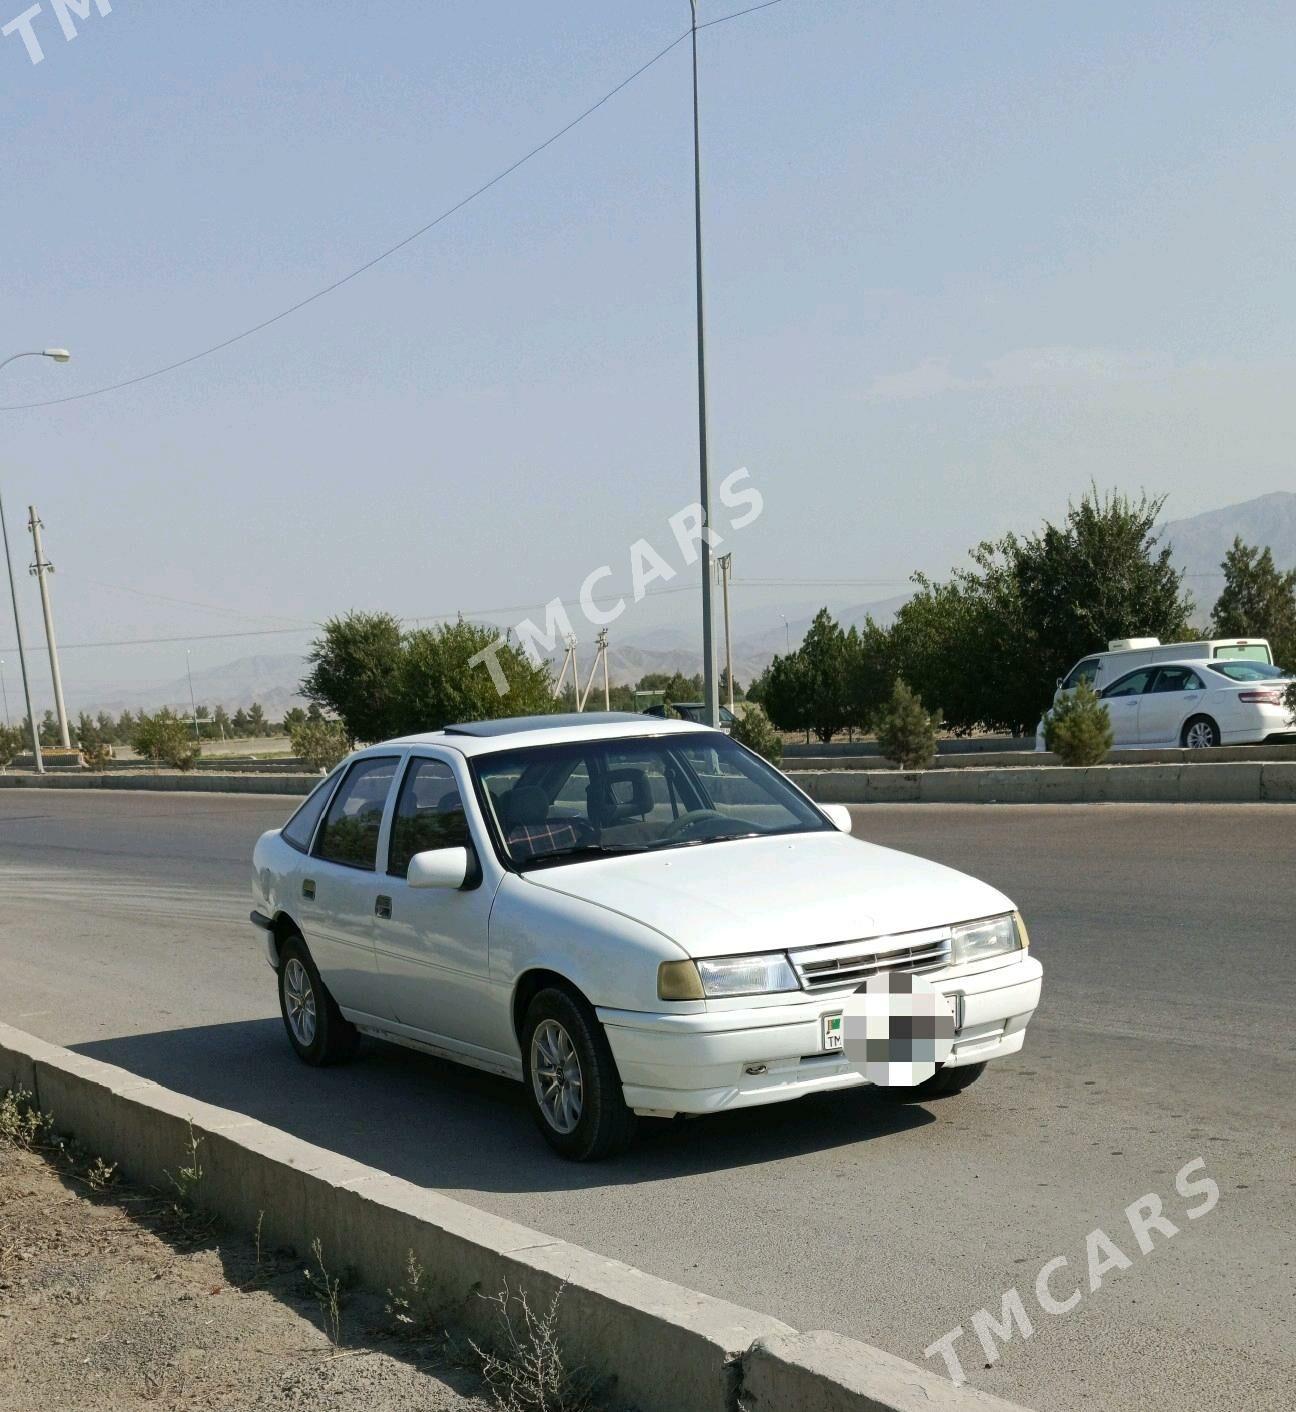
<box><xmin>789</xmin><ymin>927</ymin><xmax>952</xmax><ymax>994</ymax></box>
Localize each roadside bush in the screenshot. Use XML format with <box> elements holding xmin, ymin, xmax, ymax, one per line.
<box><xmin>133</xmin><ymin>709</ymin><xmax>201</xmax><ymax>771</ymax></box>
<box><xmin>289</xmin><ymin>718</ymin><xmax>348</xmax><ymax>772</ymax></box>
<box><xmin>0</xmin><ymin>723</ymin><xmax>23</xmax><ymax>769</ymax></box>
<box><xmin>876</xmin><ymin>679</ymin><xmax>940</xmax><ymax>770</ymax></box>
<box><xmin>77</xmin><ymin>718</ymin><xmax>112</xmax><ymax>771</ymax></box>
<box><xmin>729</xmin><ymin>703</ymin><xmax>783</xmax><ymax>765</ymax></box>
<box><xmin>1044</xmin><ymin>680</ymin><xmax>1113</xmax><ymax>766</ymax></box>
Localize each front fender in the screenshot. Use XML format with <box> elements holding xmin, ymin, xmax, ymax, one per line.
<box><xmin>489</xmin><ymin>872</ymin><xmax>702</xmax><ymax>1017</ymax></box>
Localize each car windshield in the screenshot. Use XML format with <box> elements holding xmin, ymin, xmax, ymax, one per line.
<box><xmin>473</xmin><ymin>732</ymin><xmax>831</xmax><ymax>868</ymax></box>
<box><xmin>1206</xmin><ymin>660</ymin><xmax>1287</xmax><ymax>682</ymax></box>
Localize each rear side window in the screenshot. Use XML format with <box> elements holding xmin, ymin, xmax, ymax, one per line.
<box><xmin>1207</xmin><ymin>661</ymin><xmax>1285</xmax><ymax>682</ymax></box>
<box><xmin>281</xmin><ymin>772</ymin><xmax>339</xmax><ymax>853</ymax></box>
<box><xmin>388</xmin><ymin>759</ymin><xmax>470</xmax><ymax>877</ymax></box>
<box><xmin>1150</xmin><ymin>666</ymin><xmax>1204</xmax><ymax>693</ymax></box>
<box><xmin>315</xmin><ymin>756</ymin><xmax>399</xmax><ymax>871</ymax></box>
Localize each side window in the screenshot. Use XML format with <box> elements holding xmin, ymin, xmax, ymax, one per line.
<box><xmin>1152</xmin><ymin>666</ymin><xmax>1203</xmax><ymax>693</ymax></box>
<box><xmin>388</xmin><ymin>759</ymin><xmax>470</xmax><ymax>877</ymax></box>
<box><xmin>1105</xmin><ymin>669</ymin><xmax>1154</xmax><ymax>699</ymax></box>
<box><xmin>1066</xmin><ymin>659</ymin><xmax>1100</xmax><ymax>689</ymax></box>
<box><xmin>315</xmin><ymin>756</ymin><xmax>399</xmax><ymax>871</ymax></box>
<box><xmin>281</xmin><ymin>770</ymin><xmax>340</xmax><ymax>852</ymax></box>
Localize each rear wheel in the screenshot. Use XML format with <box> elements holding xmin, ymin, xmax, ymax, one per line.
<box><xmin>277</xmin><ymin>934</ymin><xmax>359</xmax><ymax>1066</ymax></box>
<box><xmin>873</xmin><ymin>1061</ymin><xmax>987</xmax><ymax>1103</ymax></box>
<box><xmin>522</xmin><ymin>987</ymin><xmax>636</xmax><ymax>1161</ymax></box>
<box><xmin>1181</xmin><ymin>716</ymin><xmax>1220</xmax><ymax>749</ymax></box>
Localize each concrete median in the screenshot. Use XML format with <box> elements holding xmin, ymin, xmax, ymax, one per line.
<box><xmin>0</xmin><ymin>1022</ymin><xmax>1035</xmax><ymax>1412</ymax></box>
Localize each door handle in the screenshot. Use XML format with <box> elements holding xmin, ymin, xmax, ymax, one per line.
<box><xmin>375</xmin><ymin>895</ymin><xmax>393</xmax><ymax>920</ymax></box>
<box><xmin>302</xmin><ymin>879</ymin><xmax>316</xmax><ymax>900</ymax></box>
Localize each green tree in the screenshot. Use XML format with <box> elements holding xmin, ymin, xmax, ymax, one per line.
<box><xmin>876</xmin><ymin>679</ymin><xmax>941</xmax><ymax>770</ymax></box>
<box><xmin>843</xmin><ymin>617</ymin><xmax>894</xmax><ymax>733</ymax></box>
<box><xmin>77</xmin><ymin>713</ymin><xmax>112</xmax><ymax>771</ymax></box>
<box><xmin>116</xmin><ymin>710</ymin><xmax>136</xmax><ymax>742</ymax></box>
<box><xmin>282</xmin><ymin>706</ymin><xmax>308</xmax><ymax>732</ymax></box>
<box><xmin>399</xmin><ymin>619</ymin><xmax>554</xmax><ymax>732</ymax></box>
<box><xmin>247</xmin><ymin>702</ymin><xmax>268</xmax><ymax>735</ymax></box>
<box><xmin>761</xmin><ymin>651</ymin><xmax>810</xmax><ymax>737</ymax></box>
<box><xmin>745</xmin><ymin>664</ymin><xmax>771</xmax><ymax>706</ymax></box>
<box><xmin>39</xmin><ymin>711</ymin><xmax>59</xmax><ymax>747</ymax></box>
<box><xmin>1210</xmin><ymin>538</ymin><xmax>1296</xmax><ymax>669</ymax></box>
<box><xmin>0</xmin><ymin>723</ymin><xmax>24</xmax><ymax>768</ymax></box>
<box><xmin>306</xmin><ymin>702</ymin><xmax>325</xmax><ymax>723</ymax></box>
<box><xmin>729</xmin><ymin>703</ymin><xmax>783</xmax><ymax>765</ymax></box>
<box><xmin>289</xmin><ymin>718</ymin><xmax>349</xmax><ymax>772</ymax></box>
<box><xmin>212</xmin><ymin>705</ymin><xmax>231</xmax><ymax>739</ymax></box>
<box><xmin>133</xmin><ymin>709</ymin><xmax>200</xmax><ymax>770</ymax></box>
<box><xmin>95</xmin><ymin>710</ymin><xmax>117</xmax><ymax>744</ymax></box>
<box><xmin>1044</xmin><ymin>680</ymin><xmax>1113</xmax><ymax>766</ymax></box>
<box><xmin>798</xmin><ymin>608</ymin><xmax>850</xmax><ymax>743</ymax></box>
<box><xmin>231</xmin><ymin>707</ymin><xmax>251</xmax><ymax>737</ymax></box>
<box><xmin>718</xmin><ymin>666</ymin><xmax>742</xmax><ymax>701</ymax></box>
<box><xmin>302</xmin><ymin>611</ymin><xmax>406</xmax><ymax>746</ymax></box>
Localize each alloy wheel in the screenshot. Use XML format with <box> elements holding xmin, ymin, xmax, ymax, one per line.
<box><xmin>530</xmin><ymin>1018</ymin><xmax>584</xmax><ymax>1134</ymax></box>
<box><xmin>284</xmin><ymin>957</ymin><xmax>317</xmax><ymax>1046</ymax></box>
<box><xmin>1185</xmin><ymin>721</ymin><xmax>1215</xmax><ymax>749</ymax></box>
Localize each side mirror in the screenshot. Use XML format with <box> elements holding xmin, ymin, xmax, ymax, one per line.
<box><xmin>1056</xmin><ymin>677</ymin><xmax>1064</xmax><ymax>689</ymax></box>
<box><xmin>821</xmin><ymin>804</ymin><xmax>853</xmax><ymax>834</ymax></box>
<box><xmin>407</xmin><ymin>846</ymin><xmax>470</xmax><ymax>890</ymax></box>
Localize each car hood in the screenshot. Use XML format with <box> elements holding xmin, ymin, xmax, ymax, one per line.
<box><xmin>521</xmin><ymin>831</ymin><xmax>1014</xmax><ymax>957</ymax></box>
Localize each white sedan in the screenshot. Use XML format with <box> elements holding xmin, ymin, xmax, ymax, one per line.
<box><xmin>1038</xmin><ymin>658</ymin><xmax>1295</xmax><ymax>751</ymax></box>
<box><xmin>251</xmin><ymin>714</ymin><xmax>1042</xmax><ymax>1160</ymax></box>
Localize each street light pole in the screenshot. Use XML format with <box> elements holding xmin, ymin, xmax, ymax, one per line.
<box><xmin>27</xmin><ymin>506</ymin><xmax>71</xmax><ymax>749</ymax></box>
<box><xmin>0</xmin><ymin>658</ymin><xmax>10</xmax><ymax>727</ymax></box>
<box><xmin>0</xmin><ymin>349</ymin><xmax>72</xmax><ymax>775</ymax></box>
<box><xmin>690</xmin><ymin>0</ymin><xmax>719</xmax><ymax>729</ymax></box>
<box><xmin>186</xmin><ymin>650</ymin><xmax>200</xmax><ymax>741</ymax></box>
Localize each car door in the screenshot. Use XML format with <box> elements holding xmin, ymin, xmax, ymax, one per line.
<box><xmin>373</xmin><ymin>752</ymin><xmax>500</xmax><ymax>1057</ymax></box>
<box><xmin>1100</xmin><ymin>668</ymin><xmax>1155</xmax><ymax>745</ymax></box>
<box><xmin>1138</xmin><ymin>665</ymin><xmax>1205</xmax><ymax>744</ymax></box>
<box><xmin>302</xmin><ymin>752</ymin><xmax>402</xmax><ymax>1021</ymax></box>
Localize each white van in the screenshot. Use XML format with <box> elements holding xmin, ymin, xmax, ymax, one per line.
<box><xmin>1054</xmin><ymin>637</ymin><xmax>1273</xmax><ymax>703</ymax></box>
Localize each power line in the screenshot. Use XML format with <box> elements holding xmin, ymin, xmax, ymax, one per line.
<box><xmin>1</xmin><ymin>1</ymin><xmax>792</xmax><ymax>416</ymax></box>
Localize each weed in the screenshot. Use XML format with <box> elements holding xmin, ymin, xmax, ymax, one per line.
<box><xmin>303</xmin><ymin>1237</ymin><xmax>343</xmax><ymax>1346</ymax></box>
<box><xmin>0</xmin><ymin>1089</ymin><xmax>51</xmax><ymax>1150</ymax></box>
<box><xmin>472</xmin><ymin>1281</ymin><xmax>592</xmax><ymax>1412</ymax></box>
<box><xmin>253</xmin><ymin>1210</ymin><xmax>265</xmax><ymax>1273</ymax></box>
<box><xmin>86</xmin><ymin>1155</ymin><xmax>118</xmax><ymax>1191</ymax></box>
<box><xmin>164</xmin><ymin>1121</ymin><xmax>204</xmax><ymax>1206</ymax></box>
<box><xmin>385</xmin><ymin>1248</ymin><xmax>432</xmax><ymax>1335</ymax></box>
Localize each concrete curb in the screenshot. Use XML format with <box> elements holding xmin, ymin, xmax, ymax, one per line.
<box><xmin>0</xmin><ymin>771</ymin><xmax>318</xmax><ymax>796</ymax></box>
<box><xmin>0</xmin><ymin>1023</ymin><xmax>1034</xmax><ymax>1412</ymax></box>
<box><xmin>792</xmin><ymin>760</ymin><xmax>1296</xmax><ymax>805</ymax></box>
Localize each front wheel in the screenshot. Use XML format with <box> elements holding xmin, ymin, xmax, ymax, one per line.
<box><xmin>522</xmin><ymin>988</ymin><xmax>636</xmax><ymax>1161</ymax></box>
<box><xmin>1182</xmin><ymin>716</ymin><xmax>1220</xmax><ymax>749</ymax></box>
<box><xmin>277</xmin><ymin>935</ymin><xmax>359</xmax><ymax>1066</ymax></box>
<box><xmin>873</xmin><ymin>1061</ymin><xmax>987</xmax><ymax>1103</ymax></box>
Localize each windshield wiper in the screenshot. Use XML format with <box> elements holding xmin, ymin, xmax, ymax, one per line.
<box><xmin>521</xmin><ymin>843</ymin><xmax>644</xmax><ymax>868</ymax></box>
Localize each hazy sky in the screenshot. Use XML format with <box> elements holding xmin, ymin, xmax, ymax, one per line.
<box><xmin>2</xmin><ymin>0</ymin><xmax>1293</xmax><ymax>708</ymax></box>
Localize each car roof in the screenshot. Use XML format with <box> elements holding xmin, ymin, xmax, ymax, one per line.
<box><xmin>385</xmin><ymin>712</ymin><xmax>714</xmax><ymax>757</ymax></box>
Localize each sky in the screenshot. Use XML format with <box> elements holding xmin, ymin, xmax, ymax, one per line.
<box><xmin>1</xmin><ymin>0</ymin><xmax>1293</xmax><ymax>711</ymax></box>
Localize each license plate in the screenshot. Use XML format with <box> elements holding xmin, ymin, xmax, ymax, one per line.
<box><xmin>822</xmin><ymin>1013</ymin><xmax>843</xmax><ymax>1051</ymax></box>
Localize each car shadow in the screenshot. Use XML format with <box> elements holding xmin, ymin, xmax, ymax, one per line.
<box><xmin>74</xmin><ymin>1020</ymin><xmax>934</xmax><ymax>1196</ymax></box>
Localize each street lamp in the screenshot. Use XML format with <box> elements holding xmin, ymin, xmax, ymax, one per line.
<box><xmin>689</xmin><ymin>1</ymin><xmax>719</xmax><ymax>728</ymax></box>
<box><xmin>0</xmin><ymin>657</ymin><xmax>10</xmax><ymax>726</ymax></box>
<box><xmin>1</xmin><ymin>348</ymin><xmax>72</xmax><ymax>773</ymax></box>
<box><xmin>186</xmin><ymin>649</ymin><xmax>201</xmax><ymax>741</ymax></box>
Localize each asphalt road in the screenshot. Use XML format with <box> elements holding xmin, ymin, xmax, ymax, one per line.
<box><xmin>1</xmin><ymin>791</ymin><xmax>1292</xmax><ymax>1411</ymax></box>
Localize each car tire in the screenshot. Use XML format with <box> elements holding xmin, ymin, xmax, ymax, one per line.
<box><xmin>522</xmin><ymin>987</ymin><xmax>637</xmax><ymax>1161</ymax></box>
<box><xmin>873</xmin><ymin>1061</ymin><xmax>987</xmax><ymax>1103</ymax></box>
<box><xmin>1181</xmin><ymin>716</ymin><xmax>1220</xmax><ymax>749</ymax></box>
<box><xmin>277</xmin><ymin>934</ymin><xmax>359</xmax><ymax>1066</ymax></box>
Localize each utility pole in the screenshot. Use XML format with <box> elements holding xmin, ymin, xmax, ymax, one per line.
<box><xmin>717</xmin><ymin>553</ymin><xmax>734</xmax><ymax>712</ymax></box>
<box><xmin>0</xmin><ymin>658</ymin><xmax>10</xmax><ymax>726</ymax></box>
<box><xmin>185</xmin><ymin>650</ymin><xmax>201</xmax><ymax>741</ymax></box>
<box><xmin>0</xmin><ymin>491</ymin><xmax>43</xmax><ymax>772</ymax></box>
<box><xmin>27</xmin><ymin>507</ymin><xmax>71</xmax><ymax>749</ymax></box>
<box><xmin>690</xmin><ymin>0</ymin><xmax>719</xmax><ymax>729</ymax></box>
<box><xmin>577</xmin><ymin>628</ymin><xmax>611</xmax><ymax>712</ymax></box>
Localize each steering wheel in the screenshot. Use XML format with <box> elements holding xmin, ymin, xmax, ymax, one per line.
<box><xmin>661</xmin><ymin>809</ymin><xmax>729</xmax><ymax>844</ymax></box>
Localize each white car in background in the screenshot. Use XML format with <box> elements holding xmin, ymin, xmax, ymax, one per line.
<box><xmin>1038</xmin><ymin>658</ymin><xmax>1295</xmax><ymax>751</ymax></box>
<box><xmin>250</xmin><ymin>714</ymin><xmax>1042</xmax><ymax>1160</ymax></box>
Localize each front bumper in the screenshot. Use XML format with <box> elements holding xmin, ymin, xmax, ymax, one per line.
<box><xmin>599</xmin><ymin>953</ymin><xmax>1043</xmax><ymax>1115</ymax></box>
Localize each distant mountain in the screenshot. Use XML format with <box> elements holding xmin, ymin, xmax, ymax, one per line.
<box><xmin>70</xmin><ymin>653</ymin><xmax>310</xmax><ymax>720</ymax></box>
<box><xmin>1161</xmin><ymin>492</ymin><xmax>1296</xmax><ymax>614</ymax></box>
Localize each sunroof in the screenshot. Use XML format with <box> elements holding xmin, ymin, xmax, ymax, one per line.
<box><xmin>442</xmin><ymin>712</ymin><xmax>647</xmax><ymax>737</ymax></box>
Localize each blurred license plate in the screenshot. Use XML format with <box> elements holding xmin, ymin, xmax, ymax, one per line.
<box><xmin>822</xmin><ymin>1013</ymin><xmax>843</xmax><ymax>1051</ymax></box>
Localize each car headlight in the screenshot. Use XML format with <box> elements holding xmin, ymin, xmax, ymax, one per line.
<box><xmin>950</xmin><ymin>913</ymin><xmax>1027</xmax><ymax>965</ymax></box>
<box><xmin>657</xmin><ymin>953</ymin><xmax>800</xmax><ymax>1000</ymax></box>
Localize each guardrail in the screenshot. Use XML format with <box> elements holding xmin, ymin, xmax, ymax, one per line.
<box><xmin>0</xmin><ymin>1023</ymin><xmax>1033</xmax><ymax>1412</ymax></box>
